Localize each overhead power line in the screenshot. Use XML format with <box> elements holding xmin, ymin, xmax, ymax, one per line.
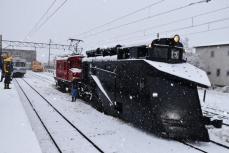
<box><xmin>101</xmin><ymin>6</ymin><xmax>229</xmax><ymax>43</ymax></box>
<box><xmin>81</xmin><ymin>0</ymin><xmax>212</xmax><ymax>39</ymax></box>
<box><xmin>92</xmin><ymin>15</ymin><xmax>229</xmax><ymax>46</ymax></box>
<box><xmin>161</xmin><ymin>16</ymin><xmax>229</xmax><ymax>34</ymax></box>
<box><xmin>76</xmin><ymin>0</ymin><xmax>166</xmax><ymax>36</ymax></box>
<box><xmin>184</xmin><ymin>25</ymin><xmax>229</xmax><ymax>36</ymax></box>
<box><xmin>26</xmin><ymin>0</ymin><xmax>68</xmax><ymax>39</ymax></box>
<box><xmin>103</xmin><ymin>25</ymin><xmax>229</xmax><ymax>48</ymax></box>
<box><xmin>2</xmin><ymin>39</ymin><xmax>75</xmax><ymax>51</ymax></box>
<box><xmin>24</xmin><ymin>0</ymin><xmax>57</xmax><ymax>40</ymax></box>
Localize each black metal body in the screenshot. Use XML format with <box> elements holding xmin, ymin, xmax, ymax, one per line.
<box><xmin>79</xmin><ymin>59</ymin><xmax>209</xmax><ymax>141</ymax></box>
<box><xmin>57</xmin><ymin>37</ymin><xmax>218</xmax><ymax>141</ymax></box>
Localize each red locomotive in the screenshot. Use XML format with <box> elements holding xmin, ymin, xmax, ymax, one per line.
<box><xmin>55</xmin><ymin>55</ymin><xmax>83</xmax><ymax>91</ymax></box>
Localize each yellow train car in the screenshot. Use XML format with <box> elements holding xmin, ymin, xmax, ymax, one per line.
<box><xmin>32</xmin><ymin>61</ymin><xmax>44</xmax><ymax>72</ymax></box>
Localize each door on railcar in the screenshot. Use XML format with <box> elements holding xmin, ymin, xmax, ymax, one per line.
<box><xmin>56</xmin><ymin>60</ymin><xmax>64</xmax><ymax>79</ymax></box>
<box><xmin>63</xmin><ymin>61</ymin><xmax>68</xmax><ymax>80</ymax></box>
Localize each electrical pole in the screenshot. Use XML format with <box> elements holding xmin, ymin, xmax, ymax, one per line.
<box><xmin>48</xmin><ymin>39</ymin><xmax>51</xmax><ymax>68</ymax></box>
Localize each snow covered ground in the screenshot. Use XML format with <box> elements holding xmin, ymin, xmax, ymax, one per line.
<box><xmin>199</xmin><ymin>89</ymin><xmax>229</xmax><ymax>148</ymax></box>
<box><xmin>4</xmin><ymin>70</ymin><xmax>229</xmax><ymax>153</ymax></box>
<box><xmin>0</xmin><ymin>76</ymin><xmax>42</xmax><ymax>153</ymax></box>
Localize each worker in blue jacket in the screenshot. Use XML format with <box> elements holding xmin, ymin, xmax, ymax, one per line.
<box><xmin>71</xmin><ymin>77</ymin><xmax>78</xmax><ymax>102</ymax></box>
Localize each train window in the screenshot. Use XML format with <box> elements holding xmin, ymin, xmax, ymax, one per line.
<box><xmin>207</xmin><ymin>71</ymin><xmax>211</xmax><ymax>75</ymax></box>
<box><xmin>210</xmin><ymin>51</ymin><xmax>214</xmax><ymax>57</ymax></box>
<box><xmin>227</xmin><ymin>71</ymin><xmax>229</xmax><ymax>76</ymax></box>
<box><xmin>14</xmin><ymin>62</ymin><xmax>25</xmax><ymax>67</ymax></box>
<box><xmin>216</xmin><ymin>69</ymin><xmax>220</xmax><ymax>77</ymax></box>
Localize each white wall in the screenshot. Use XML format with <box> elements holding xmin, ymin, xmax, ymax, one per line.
<box><xmin>196</xmin><ymin>45</ymin><xmax>229</xmax><ymax>86</ymax></box>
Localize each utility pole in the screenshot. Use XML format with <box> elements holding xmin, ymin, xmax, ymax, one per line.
<box><xmin>48</xmin><ymin>39</ymin><xmax>51</xmax><ymax>68</ymax></box>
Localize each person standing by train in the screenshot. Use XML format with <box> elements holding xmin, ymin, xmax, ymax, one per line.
<box><xmin>0</xmin><ymin>55</ymin><xmax>4</xmax><ymax>82</ymax></box>
<box><xmin>71</xmin><ymin>77</ymin><xmax>78</xmax><ymax>102</ymax></box>
<box><xmin>3</xmin><ymin>56</ymin><xmax>13</xmax><ymax>89</ymax></box>
<box><xmin>0</xmin><ymin>55</ymin><xmax>7</xmax><ymax>82</ymax></box>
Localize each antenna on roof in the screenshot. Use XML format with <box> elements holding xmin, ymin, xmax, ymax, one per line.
<box><xmin>157</xmin><ymin>33</ymin><xmax>160</xmax><ymax>39</ymax></box>
<box><xmin>68</xmin><ymin>38</ymin><xmax>83</xmax><ymax>54</ymax></box>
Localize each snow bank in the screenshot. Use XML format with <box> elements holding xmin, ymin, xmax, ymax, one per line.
<box><xmin>83</xmin><ymin>55</ymin><xmax>118</xmax><ymax>62</ymax></box>
<box><xmin>0</xmin><ymin>81</ymin><xmax>42</xmax><ymax>153</ymax></box>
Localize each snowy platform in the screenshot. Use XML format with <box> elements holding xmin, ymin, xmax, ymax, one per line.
<box><xmin>0</xmin><ymin>82</ymin><xmax>42</xmax><ymax>153</ymax></box>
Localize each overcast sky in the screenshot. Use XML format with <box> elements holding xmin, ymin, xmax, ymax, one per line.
<box><xmin>1</xmin><ymin>0</ymin><xmax>229</xmax><ymax>62</ymax></box>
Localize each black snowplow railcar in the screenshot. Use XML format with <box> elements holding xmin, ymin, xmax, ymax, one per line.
<box><xmin>78</xmin><ymin>35</ymin><xmax>221</xmax><ymax>141</ymax></box>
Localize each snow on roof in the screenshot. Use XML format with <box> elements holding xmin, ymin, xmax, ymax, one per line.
<box><xmin>194</xmin><ymin>41</ymin><xmax>229</xmax><ymax>48</ymax></box>
<box><xmin>70</xmin><ymin>68</ymin><xmax>82</xmax><ymax>73</ymax></box>
<box><xmin>56</xmin><ymin>55</ymin><xmax>83</xmax><ymax>61</ymax></box>
<box><xmin>91</xmin><ymin>75</ymin><xmax>113</xmax><ymax>105</ymax></box>
<box><xmin>144</xmin><ymin>60</ymin><xmax>211</xmax><ymax>87</ymax></box>
<box><xmin>82</xmin><ymin>55</ymin><xmax>118</xmax><ymax>62</ymax></box>
<box><xmin>82</xmin><ymin>55</ymin><xmax>210</xmax><ymax>87</ymax></box>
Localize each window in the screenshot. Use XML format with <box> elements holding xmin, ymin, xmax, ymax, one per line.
<box><xmin>210</xmin><ymin>51</ymin><xmax>214</xmax><ymax>57</ymax></box>
<box><xmin>207</xmin><ymin>71</ymin><xmax>211</xmax><ymax>75</ymax></box>
<box><xmin>228</xmin><ymin>51</ymin><xmax>229</xmax><ymax>56</ymax></box>
<box><xmin>227</xmin><ymin>71</ymin><xmax>229</xmax><ymax>76</ymax></box>
<box><xmin>216</xmin><ymin>69</ymin><xmax>220</xmax><ymax>77</ymax></box>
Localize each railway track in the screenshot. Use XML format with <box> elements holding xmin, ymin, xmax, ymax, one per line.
<box><xmin>178</xmin><ymin>141</ymin><xmax>207</xmax><ymax>153</ymax></box>
<box><xmin>205</xmin><ymin>106</ymin><xmax>229</xmax><ymax>115</ymax></box>
<box><xmin>15</xmin><ymin>78</ymin><xmax>104</xmax><ymax>153</ymax></box>
<box><xmin>203</xmin><ymin>110</ymin><xmax>229</xmax><ymax>126</ymax></box>
<box><xmin>179</xmin><ymin>139</ymin><xmax>229</xmax><ymax>153</ymax></box>
<box><xmin>15</xmin><ymin>79</ymin><xmax>62</xmax><ymax>153</ymax></box>
<box><xmin>27</xmin><ymin>71</ymin><xmax>54</xmax><ymax>83</ymax></box>
<box><xmin>17</xmin><ymin>76</ymin><xmax>229</xmax><ymax>153</ymax></box>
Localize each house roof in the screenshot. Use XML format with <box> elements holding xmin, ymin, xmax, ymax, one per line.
<box><xmin>194</xmin><ymin>41</ymin><xmax>229</xmax><ymax>48</ymax></box>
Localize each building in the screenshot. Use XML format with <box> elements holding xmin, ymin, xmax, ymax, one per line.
<box><xmin>195</xmin><ymin>42</ymin><xmax>229</xmax><ymax>86</ymax></box>
<box><xmin>2</xmin><ymin>48</ymin><xmax>36</xmax><ymax>68</ymax></box>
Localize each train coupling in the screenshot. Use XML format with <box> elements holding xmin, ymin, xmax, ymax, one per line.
<box><xmin>202</xmin><ymin>116</ymin><xmax>223</xmax><ymax>128</ymax></box>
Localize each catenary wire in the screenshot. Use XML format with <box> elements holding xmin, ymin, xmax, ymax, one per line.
<box><xmin>81</xmin><ymin>0</ymin><xmax>212</xmax><ymax>39</ymax></box>
<box><xmin>76</xmin><ymin>0</ymin><xmax>166</xmax><ymax>36</ymax></box>
<box><xmin>24</xmin><ymin>0</ymin><xmax>57</xmax><ymax>40</ymax></box>
<box><xmin>28</xmin><ymin>0</ymin><xmax>68</xmax><ymax>38</ymax></box>
<box><xmin>100</xmin><ymin>6</ymin><xmax>229</xmax><ymax>43</ymax></box>
<box><xmin>89</xmin><ymin>16</ymin><xmax>229</xmax><ymax>47</ymax></box>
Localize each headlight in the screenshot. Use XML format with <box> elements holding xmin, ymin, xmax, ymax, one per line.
<box><xmin>162</xmin><ymin>111</ymin><xmax>181</xmax><ymax>120</ymax></box>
